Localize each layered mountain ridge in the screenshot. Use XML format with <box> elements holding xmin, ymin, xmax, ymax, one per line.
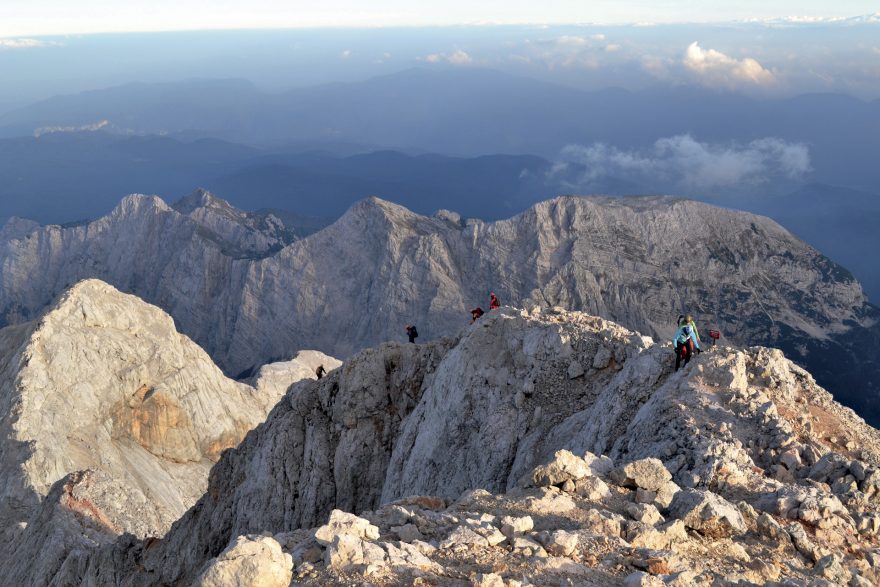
<box><xmin>1</xmin><ymin>192</ymin><xmax>877</xmax><ymax>423</ymax></box>
<box><xmin>13</xmin><ymin>303</ymin><xmax>880</xmax><ymax>585</ymax></box>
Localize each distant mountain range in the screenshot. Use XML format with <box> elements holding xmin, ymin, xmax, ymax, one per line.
<box><xmin>1</xmin><ymin>192</ymin><xmax>877</xmax><ymax>424</ymax></box>
<box><xmin>1</xmin><ymin>69</ymin><xmax>878</xmax><ymax>189</ymax></box>
<box><xmin>0</xmin><ymin>130</ymin><xmax>877</xmax><ymax>303</ymax></box>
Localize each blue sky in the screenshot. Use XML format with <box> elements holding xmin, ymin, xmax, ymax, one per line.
<box><xmin>1</xmin><ymin>0</ymin><xmax>879</xmax><ymax>37</ymax></box>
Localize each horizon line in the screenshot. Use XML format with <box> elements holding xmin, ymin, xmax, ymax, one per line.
<box><xmin>2</xmin><ymin>13</ymin><xmax>879</xmax><ymax>40</ymax></box>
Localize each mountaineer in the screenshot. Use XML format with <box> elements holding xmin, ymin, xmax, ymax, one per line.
<box><xmin>673</xmin><ymin>318</ymin><xmax>700</xmax><ymax>371</ymax></box>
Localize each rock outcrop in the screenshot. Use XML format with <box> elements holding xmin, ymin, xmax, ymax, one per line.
<box><xmin>0</xmin><ymin>193</ymin><xmax>877</xmax><ymax>423</ymax></box>
<box><xmin>0</xmin><ymin>279</ymin><xmax>337</xmax><ymax>583</ymax></box>
<box><xmin>23</xmin><ymin>306</ymin><xmax>880</xmax><ymax>585</ymax></box>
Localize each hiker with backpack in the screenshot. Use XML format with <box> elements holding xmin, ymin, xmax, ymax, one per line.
<box><xmin>315</xmin><ymin>364</ymin><xmax>326</xmax><ymax>380</ymax></box>
<box><xmin>489</xmin><ymin>292</ymin><xmax>500</xmax><ymax>310</ymax></box>
<box><xmin>405</xmin><ymin>324</ymin><xmax>419</xmax><ymax>344</ymax></box>
<box><xmin>673</xmin><ymin>317</ymin><xmax>700</xmax><ymax>371</ymax></box>
<box><xmin>682</xmin><ymin>314</ymin><xmax>702</xmax><ymax>353</ymax></box>
<box><xmin>470</xmin><ymin>307</ymin><xmax>485</xmax><ymax>323</ymax></box>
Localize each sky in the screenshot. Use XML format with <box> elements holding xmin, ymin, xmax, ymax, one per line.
<box><xmin>1</xmin><ymin>0</ymin><xmax>879</xmax><ymax>37</ymax></box>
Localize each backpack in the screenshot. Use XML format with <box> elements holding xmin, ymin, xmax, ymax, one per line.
<box><xmin>677</xmin><ymin>324</ymin><xmax>692</xmax><ymax>344</ymax></box>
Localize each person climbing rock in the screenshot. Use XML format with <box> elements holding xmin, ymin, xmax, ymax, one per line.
<box><xmin>673</xmin><ymin>319</ymin><xmax>700</xmax><ymax>371</ymax></box>
<box><xmin>489</xmin><ymin>292</ymin><xmax>500</xmax><ymax>310</ymax></box>
<box><xmin>680</xmin><ymin>314</ymin><xmax>702</xmax><ymax>354</ymax></box>
<box><xmin>405</xmin><ymin>324</ymin><xmax>419</xmax><ymax>344</ymax></box>
<box><xmin>470</xmin><ymin>307</ymin><xmax>485</xmax><ymax>323</ymax></box>
<box><xmin>684</xmin><ymin>314</ymin><xmax>703</xmax><ymax>353</ymax></box>
<box><xmin>315</xmin><ymin>364</ymin><xmax>326</xmax><ymax>380</ymax></box>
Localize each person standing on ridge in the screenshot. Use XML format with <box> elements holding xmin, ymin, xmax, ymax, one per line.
<box><xmin>489</xmin><ymin>292</ymin><xmax>500</xmax><ymax>310</ymax></box>
<box><xmin>315</xmin><ymin>364</ymin><xmax>326</xmax><ymax>380</ymax></box>
<box><xmin>673</xmin><ymin>318</ymin><xmax>700</xmax><ymax>371</ymax></box>
<box><xmin>405</xmin><ymin>324</ymin><xmax>419</xmax><ymax>343</ymax></box>
<box><xmin>470</xmin><ymin>307</ymin><xmax>485</xmax><ymax>323</ymax></box>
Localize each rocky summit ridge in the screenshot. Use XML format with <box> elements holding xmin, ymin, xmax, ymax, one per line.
<box><xmin>0</xmin><ymin>279</ymin><xmax>338</xmax><ymax>580</ymax></box>
<box><xmin>0</xmin><ymin>192</ymin><xmax>877</xmax><ymax>423</ymax></box>
<box><xmin>14</xmin><ymin>303</ymin><xmax>880</xmax><ymax>586</ymax></box>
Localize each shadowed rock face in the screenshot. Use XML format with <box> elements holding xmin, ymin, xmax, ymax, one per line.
<box><xmin>0</xmin><ymin>193</ymin><xmax>877</xmax><ymax>421</ymax></box>
<box><xmin>17</xmin><ymin>306</ymin><xmax>880</xmax><ymax>585</ymax></box>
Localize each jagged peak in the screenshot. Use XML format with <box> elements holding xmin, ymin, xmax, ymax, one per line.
<box><xmin>110</xmin><ymin>193</ymin><xmax>172</xmax><ymax>217</ymax></box>
<box><xmin>172</xmin><ymin>188</ymin><xmax>238</xmax><ymax>215</ymax></box>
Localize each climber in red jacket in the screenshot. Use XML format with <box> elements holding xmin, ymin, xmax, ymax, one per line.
<box><xmin>489</xmin><ymin>292</ymin><xmax>500</xmax><ymax>310</ymax></box>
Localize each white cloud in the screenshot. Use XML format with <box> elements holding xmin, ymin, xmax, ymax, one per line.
<box><xmin>448</xmin><ymin>49</ymin><xmax>472</xmax><ymax>65</ymax></box>
<box><xmin>34</xmin><ymin>119</ymin><xmax>111</xmax><ymax>138</ymax></box>
<box><xmin>0</xmin><ymin>38</ymin><xmax>57</xmax><ymax>50</ymax></box>
<box><xmin>340</xmin><ymin>49</ymin><xmax>352</xmax><ymax>59</ymax></box>
<box><xmin>555</xmin><ymin>33</ymin><xmax>606</xmax><ymax>47</ymax></box>
<box><xmin>556</xmin><ymin>135</ymin><xmax>810</xmax><ymax>191</ymax></box>
<box><xmin>605</xmin><ymin>43</ymin><xmax>621</xmax><ymax>52</ymax></box>
<box><xmin>556</xmin><ymin>35</ymin><xmax>589</xmax><ymax>46</ymax></box>
<box><xmin>683</xmin><ymin>41</ymin><xmax>775</xmax><ymax>88</ymax></box>
<box><xmin>424</xmin><ymin>49</ymin><xmax>472</xmax><ymax>65</ymax></box>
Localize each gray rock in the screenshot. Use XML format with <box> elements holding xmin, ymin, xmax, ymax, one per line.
<box><xmin>314</xmin><ymin>510</ymin><xmax>380</xmax><ymax>546</ymax></box>
<box><xmin>668</xmin><ymin>489</ymin><xmax>746</xmax><ymax>538</ymax></box>
<box><xmin>611</xmin><ymin>458</ymin><xmax>673</xmax><ymax>491</ymax></box>
<box><xmin>195</xmin><ymin>535</ymin><xmax>293</xmax><ymax>587</ymax></box>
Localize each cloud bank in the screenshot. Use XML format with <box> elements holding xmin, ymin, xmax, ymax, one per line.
<box><xmin>425</xmin><ymin>49</ymin><xmax>472</xmax><ymax>65</ymax></box>
<box><xmin>0</xmin><ymin>38</ymin><xmax>57</xmax><ymax>50</ymax></box>
<box><xmin>555</xmin><ymin>135</ymin><xmax>811</xmax><ymax>191</ymax></box>
<box><xmin>683</xmin><ymin>42</ymin><xmax>775</xmax><ymax>88</ymax></box>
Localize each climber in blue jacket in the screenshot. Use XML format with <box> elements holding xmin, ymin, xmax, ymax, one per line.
<box><xmin>673</xmin><ymin>316</ymin><xmax>700</xmax><ymax>371</ymax></box>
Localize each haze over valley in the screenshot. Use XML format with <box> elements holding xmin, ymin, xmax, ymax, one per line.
<box><xmin>2</xmin><ymin>3</ymin><xmax>880</xmax><ymax>585</ymax></box>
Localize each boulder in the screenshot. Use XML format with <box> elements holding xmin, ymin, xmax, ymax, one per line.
<box><xmin>324</xmin><ymin>534</ymin><xmax>386</xmax><ymax>569</ymax></box>
<box><xmin>314</xmin><ymin>510</ymin><xmax>380</xmax><ymax>546</ymax></box>
<box><xmin>194</xmin><ymin>535</ymin><xmax>293</xmax><ymax>587</ymax></box>
<box><xmin>500</xmin><ymin>515</ymin><xmax>534</xmax><ymax>538</ymax></box>
<box><xmin>668</xmin><ymin>489</ymin><xmax>746</xmax><ymax>538</ymax></box>
<box><xmin>611</xmin><ymin>459</ymin><xmax>673</xmax><ymax>492</ymax></box>
<box><xmin>532</xmin><ymin>450</ymin><xmax>591</xmax><ymax>487</ymax></box>
<box><xmin>535</xmin><ymin>530</ymin><xmax>579</xmax><ymax>557</ymax></box>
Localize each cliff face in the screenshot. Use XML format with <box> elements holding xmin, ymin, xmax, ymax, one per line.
<box><xmin>1</xmin><ymin>193</ymin><xmax>877</xmax><ymax>420</ymax></box>
<box><xmin>0</xmin><ymin>279</ymin><xmax>337</xmax><ymax>582</ymax></box>
<box><xmin>23</xmin><ymin>306</ymin><xmax>880</xmax><ymax>585</ymax></box>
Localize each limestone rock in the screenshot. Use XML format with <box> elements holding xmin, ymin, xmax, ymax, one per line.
<box><xmin>195</xmin><ymin>535</ymin><xmax>293</xmax><ymax>587</ymax></box>
<box><xmin>531</xmin><ymin>450</ymin><xmax>591</xmax><ymax>487</ymax></box>
<box><xmin>251</xmin><ymin>350</ymin><xmax>342</xmax><ymax>398</ymax></box>
<box><xmin>0</xmin><ymin>279</ymin><xmax>297</xmax><ymax>538</ymax></box>
<box><xmin>0</xmin><ymin>193</ymin><xmax>874</xmax><ymax>419</ymax></box>
<box><xmin>611</xmin><ymin>458</ymin><xmax>673</xmax><ymax>492</ymax></box>
<box><xmin>500</xmin><ymin>515</ymin><xmax>534</xmax><ymax>538</ymax></box>
<box><xmin>314</xmin><ymin>509</ymin><xmax>380</xmax><ymax>545</ymax></box>
<box><xmin>12</xmin><ymin>304</ymin><xmax>880</xmax><ymax>586</ymax></box>
<box><xmin>668</xmin><ymin>489</ymin><xmax>746</xmax><ymax>538</ymax></box>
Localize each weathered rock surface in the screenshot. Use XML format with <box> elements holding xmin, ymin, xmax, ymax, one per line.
<box><xmin>250</xmin><ymin>349</ymin><xmax>342</xmax><ymax>398</ymax></box>
<box><xmin>0</xmin><ymin>280</ymin><xmax>336</xmax><ymax>583</ymax></box>
<box><xmin>194</xmin><ymin>535</ymin><xmax>293</xmax><ymax>587</ymax></box>
<box><xmin>19</xmin><ymin>304</ymin><xmax>880</xmax><ymax>586</ymax></box>
<box><xmin>1</xmin><ymin>193</ymin><xmax>877</xmax><ymax>421</ymax></box>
